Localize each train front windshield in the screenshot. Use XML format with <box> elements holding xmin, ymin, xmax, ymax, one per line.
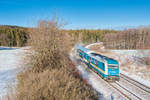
<box><xmin>108</xmin><ymin>65</ymin><xmax>118</xmax><ymax>69</ymax></box>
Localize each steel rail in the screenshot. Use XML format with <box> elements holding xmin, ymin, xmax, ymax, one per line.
<box><xmin>120</xmin><ymin>73</ymin><xmax>150</xmax><ymax>94</ymax></box>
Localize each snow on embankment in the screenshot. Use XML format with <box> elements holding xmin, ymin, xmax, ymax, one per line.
<box><xmin>85</xmin><ymin>42</ymin><xmax>105</xmax><ymax>50</ymax></box>
<box><xmin>110</xmin><ymin>50</ymin><xmax>150</xmax><ymax>87</ymax></box>
<box><xmin>0</xmin><ymin>47</ymin><xmax>26</xmax><ymax>99</ymax></box>
<box><xmin>86</xmin><ymin>43</ymin><xmax>150</xmax><ymax>87</ymax></box>
<box><xmin>110</xmin><ymin>50</ymin><xmax>150</xmax><ymax>57</ymax></box>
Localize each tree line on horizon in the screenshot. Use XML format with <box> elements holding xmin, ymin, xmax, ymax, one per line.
<box><xmin>0</xmin><ymin>25</ymin><xmax>119</xmax><ymax>47</ymax></box>
<box><xmin>0</xmin><ymin>25</ymin><xmax>150</xmax><ymax>49</ymax></box>
<box><xmin>103</xmin><ymin>27</ymin><xmax>150</xmax><ymax>49</ymax></box>
<box><xmin>65</xmin><ymin>29</ymin><xmax>119</xmax><ymax>44</ymax></box>
<box><xmin>0</xmin><ymin>25</ymin><xmax>28</xmax><ymax>47</ymax></box>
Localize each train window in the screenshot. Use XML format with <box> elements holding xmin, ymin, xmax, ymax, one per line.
<box><xmin>108</xmin><ymin>65</ymin><xmax>118</xmax><ymax>68</ymax></box>
<box><xmin>100</xmin><ymin>63</ymin><xmax>105</xmax><ymax>71</ymax></box>
<box><xmin>83</xmin><ymin>53</ymin><xmax>85</xmax><ymax>57</ymax></box>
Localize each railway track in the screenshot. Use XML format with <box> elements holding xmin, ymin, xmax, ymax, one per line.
<box><xmin>108</xmin><ymin>82</ymin><xmax>132</xmax><ymax>100</ymax></box>
<box><xmin>87</xmin><ymin>65</ymin><xmax>145</xmax><ymax>99</ymax></box>
<box><xmin>107</xmin><ymin>74</ymin><xmax>150</xmax><ymax>100</ymax></box>
<box><xmin>73</xmin><ymin>54</ymin><xmax>150</xmax><ymax>100</ymax></box>
<box><xmin>87</xmin><ymin>67</ymin><xmax>150</xmax><ymax>99</ymax></box>
<box><xmin>120</xmin><ymin>73</ymin><xmax>150</xmax><ymax>94</ymax></box>
<box><xmin>109</xmin><ymin>82</ymin><xmax>143</xmax><ymax>100</ymax></box>
<box><xmin>84</xmin><ymin>62</ymin><xmax>150</xmax><ymax>99</ymax></box>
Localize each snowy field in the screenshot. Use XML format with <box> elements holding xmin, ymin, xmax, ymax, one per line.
<box><xmin>0</xmin><ymin>47</ymin><xmax>26</xmax><ymax>99</ymax></box>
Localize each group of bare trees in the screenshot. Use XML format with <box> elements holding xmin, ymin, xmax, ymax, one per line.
<box><xmin>103</xmin><ymin>28</ymin><xmax>150</xmax><ymax>49</ymax></box>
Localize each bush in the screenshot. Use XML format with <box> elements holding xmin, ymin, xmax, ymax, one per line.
<box><xmin>16</xmin><ymin>68</ymin><xmax>98</xmax><ymax>100</ymax></box>
<box><xmin>8</xmin><ymin>19</ymin><xmax>98</xmax><ymax>100</ymax></box>
<box><xmin>27</xmin><ymin>20</ymin><xmax>69</xmax><ymax>72</ymax></box>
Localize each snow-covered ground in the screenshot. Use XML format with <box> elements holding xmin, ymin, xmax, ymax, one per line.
<box><xmin>86</xmin><ymin>43</ymin><xmax>150</xmax><ymax>87</ymax></box>
<box><xmin>110</xmin><ymin>50</ymin><xmax>150</xmax><ymax>57</ymax></box>
<box><xmin>110</xmin><ymin>50</ymin><xmax>150</xmax><ymax>87</ymax></box>
<box><xmin>0</xmin><ymin>47</ymin><xmax>26</xmax><ymax>99</ymax></box>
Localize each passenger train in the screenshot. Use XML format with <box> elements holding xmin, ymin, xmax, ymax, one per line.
<box><xmin>76</xmin><ymin>45</ymin><xmax>119</xmax><ymax>81</ymax></box>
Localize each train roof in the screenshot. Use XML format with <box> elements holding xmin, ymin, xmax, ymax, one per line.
<box><xmin>75</xmin><ymin>45</ymin><xmax>118</xmax><ymax>65</ymax></box>
<box><xmin>91</xmin><ymin>53</ymin><xmax>118</xmax><ymax>65</ymax></box>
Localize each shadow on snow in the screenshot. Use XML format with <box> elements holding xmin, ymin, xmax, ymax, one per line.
<box><xmin>0</xmin><ymin>47</ymin><xmax>18</xmax><ymax>51</ymax></box>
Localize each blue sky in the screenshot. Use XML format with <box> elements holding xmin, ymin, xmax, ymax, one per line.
<box><xmin>0</xmin><ymin>0</ymin><xmax>149</xmax><ymax>29</ymax></box>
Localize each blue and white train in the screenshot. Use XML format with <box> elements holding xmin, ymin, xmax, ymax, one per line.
<box><xmin>76</xmin><ymin>45</ymin><xmax>119</xmax><ymax>81</ymax></box>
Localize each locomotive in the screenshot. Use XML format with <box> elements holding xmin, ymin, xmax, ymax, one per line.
<box><xmin>76</xmin><ymin>45</ymin><xmax>119</xmax><ymax>81</ymax></box>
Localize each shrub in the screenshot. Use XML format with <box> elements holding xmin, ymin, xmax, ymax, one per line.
<box><xmin>16</xmin><ymin>68</ymin><xmax>98</xmax><ymax>100</ymax></box>
<box><xmin>8</xmin><ymin>19</ymin><xmax>98</xmax><ymax>100</ymax></box>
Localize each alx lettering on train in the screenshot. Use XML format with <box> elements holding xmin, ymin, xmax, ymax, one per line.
<box><xmin>75</xmin><ymin>45</ymin><xmax>120</xmax><ymax>81</ymax></box>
